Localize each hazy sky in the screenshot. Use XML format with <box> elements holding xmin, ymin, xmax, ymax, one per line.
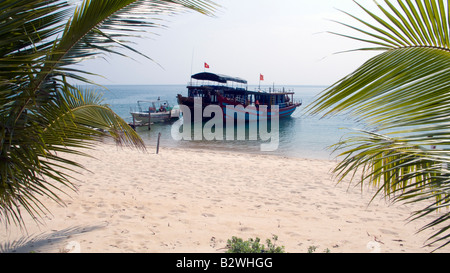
<box><xmin>80</xmin><ymin>0</ymin><xmax>381</xmax><ymax>86</ymax></box>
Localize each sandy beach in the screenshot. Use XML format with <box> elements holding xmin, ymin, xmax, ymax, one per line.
<box><xmin>1</xmin><ymin>143</ymin><xmax>448</xmax><ymax>253</ymax></box>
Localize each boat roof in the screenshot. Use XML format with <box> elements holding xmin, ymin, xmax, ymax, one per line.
<box><xmin>191</xmin><ymin>72</ymin><xmax>248</xmax><ymax>85</ymax></box>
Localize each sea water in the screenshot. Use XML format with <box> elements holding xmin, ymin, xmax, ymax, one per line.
<box><xmin>98</xmin><ymin>85</ymin><xmax>362</xmax><ymax>160</ymax></box>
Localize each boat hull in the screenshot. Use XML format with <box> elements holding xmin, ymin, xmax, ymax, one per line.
<box><xmin>177</xmin><ymin>94</ymin><xmax>301</xmax><ymax>122</ymax></box>
<box><xmin>218</xmin><ymin>96</ymin><xmax>301</xmax><ymax>122</ymax></box>
<box><xmin>130</xmin><ymin>99</ymin><xmax>180</xmax><ymax>125</ymax></box>
<box><xmin>131</xmin><ymin>111</ymin><xmax>179</xmax><ymax>124</ymax></box>
<box><xmin>177</xmin><ymin>94</ymin><xmax>218</xmax><ymax>122</ymax></box>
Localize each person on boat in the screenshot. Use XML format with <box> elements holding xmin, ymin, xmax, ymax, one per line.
<box><xmin>205</xmin><ymin>91</ymin><xmax>212</xmax><ymax>103</ymax></box>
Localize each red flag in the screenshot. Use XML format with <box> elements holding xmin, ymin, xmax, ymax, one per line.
<box><xmin>204</xmin><ymin>62</ymin><xmax>210</xmax><ymax>69</ymax></box>
<box><xmin>260</xmin><ymin>74</ymin><xmax>264</xmax><ymax>81</ymax></box>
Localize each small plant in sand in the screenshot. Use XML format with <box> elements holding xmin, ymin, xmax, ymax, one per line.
<box><xmin>307</xmin><ymin>245</ymin><xmax>317</xmax><ymax>253</ymax></box>
<box><xmin>226</xmin><ymin>235</ymin><xmax>285</xmax><ymax>253</ymax></box>
<box><xmin>307</xmin><ymin>245</ymin><xmax>330</xmax><ymax>253</ymax></box>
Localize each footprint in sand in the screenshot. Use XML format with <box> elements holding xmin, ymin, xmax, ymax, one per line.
<box><xmin>239</xmin><ymin>227</ymin><xmax>254</xmax><ymax>232</ymax></box>
<box><xmin>210</xmin><ymin>237</ymin><xmax>216</xmax><ymax>248</ymax></box>
<box><xmin>202</xmin><ymin>213</ymin><xmax>215</xmax><ymax>217</ymax></box>
<box><xmin>97</xmin><ymin>212</ymin><xmax>109</xmax><ymax>218</ymax></box>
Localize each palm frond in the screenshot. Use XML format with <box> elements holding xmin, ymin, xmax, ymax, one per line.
<box><xmin>0</xmin><ymin>0</ymin><xmax>70</xmax><ymax>57</ymax></box>
<box><xmin>331</xmin><ymin>129</ymin><xmax>450</xmax><ymax>251</ymax></box>
<box><xmin>44</xmin><ymin>0</ymin><xmax>218</xmax><ymax>83</ymax></box>
<box><xmin>307</xmin><ymin>47</ymin><xmax>450</xmax><ymax>132</ymax></box>
<box><xmin>329</xmin><ymin>0</ymin><xmax>450</xmax><ymax>51</ymax></box>
<box><xmin>1</xmin><ymin>84</ymin><xmax>146</xmax><ymax>227</ymax></box>
<box><xmin>307</xmin><ymin>0</ymin><xmax>450</xmax><ymax>250</ymax></box>
<box><xmin>41</xmin><ymin>85</ymin><xmax>146</xmax><ymax>150</ymax></box>
<box><xmin>0</xmin><ymin>0</ymin><xmax>218</xmax><ymax>227</ymax></box>
<box><xmin>3</xmin><ymin>0</ymin><xmax>218</xmax><ymax>137</ymax></box>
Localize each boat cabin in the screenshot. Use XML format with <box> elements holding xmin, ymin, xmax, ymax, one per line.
<box><xmin>219</xmin><ymin>88</ymin><xmax>296</xmax><ymax>109</ymax></box>
<box><xmin>186</xmin><ymin>72</ymin><xmax>248</xmax><ymax>104</ymax></box>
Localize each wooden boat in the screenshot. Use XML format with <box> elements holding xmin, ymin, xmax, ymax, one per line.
<box><xmin>130</xmin><ymin>100</ymin><xmax>180</xmax><ymax>124</ymax></box>
<box><xmin>177</xmin><ymin>72</ymin><xmax>301</xmax><ymax>122</ymax></box>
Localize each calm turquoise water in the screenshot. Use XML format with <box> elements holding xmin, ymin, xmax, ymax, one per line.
<box><xmin>98</xmin><ymin>85</ymin><xmax>361</xmax><ymax>160</ymax></box>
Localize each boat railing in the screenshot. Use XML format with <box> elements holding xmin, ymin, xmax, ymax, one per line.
<box><xmin>131</xmin><ymin>105</ymin><xmax>155</xmax><ymax>113</ymax></box>
<box><xmin>187</xmin><ymin>81</ymin><xmax>248</xmax><ymax>89</ymax></box>
<box><xmin>254</xmin><ymin>87</ymin><xmax>295</xmax><ymax>93</ymax></box>
<box><xmin>131</xmin><ymin>100</ymin><xmax>172</xmax><ymax>114</ymax></box>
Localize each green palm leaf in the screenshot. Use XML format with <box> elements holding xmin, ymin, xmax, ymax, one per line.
<box><xmin>43</xmin><ymin>0</ymin><xmax>217</xmax><ymax>86</ymax></box>
<box><xmin>309</xmin><ymin>47</ymin><xmax>450</xmax><ymax>131</ymax></box>
<box><xmin>307</xmin><ymin>0</ymin><xmax>450</xmax><ymax>250</ymax></box>
<box><xmin>41</xmin><ymin>85</ymin><xmax>146</xmax><ymax>150</ymax></box>
<box><xmin>1</xmin><ymin>0</ymin><xmax>217</xmax><ymax>227</ymax></box>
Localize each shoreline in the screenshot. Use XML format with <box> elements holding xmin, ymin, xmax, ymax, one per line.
<box><xmin>1</xmin><ymin>143</ymin><xmax>447</xmax><ymax>253</ymax></box>
<box><xmin>104</xmin><ymin>132</ymin><xmax>341</xmax><ymax>162</ymax></box>
<box><xmin>142</xmin><ymin>143</ymin><xmax>340</xmax><ymax>162</ymax></box>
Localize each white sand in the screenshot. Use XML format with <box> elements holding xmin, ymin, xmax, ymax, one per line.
<box><xmin>1</xmin><ymin>143</ymin><xmax>448</xmax><ymax>253</ymax></box>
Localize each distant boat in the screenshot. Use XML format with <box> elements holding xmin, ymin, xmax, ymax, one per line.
<box><xmin>177</xmin><ymin>72</ymin><xmax>301</xmax><ymax>122</ymax></box>
<box><xmin>130</xmin><ymin>99</ymin><xmax>180</xmax><ymax>124</ymax></box>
